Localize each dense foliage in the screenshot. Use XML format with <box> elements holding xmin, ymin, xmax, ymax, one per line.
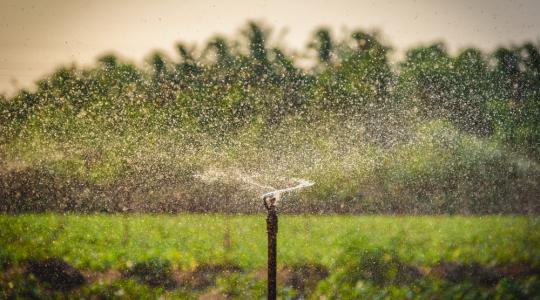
<box><xmin>1</xmin><ymin>22</ymin><xmax>539</xmax><ymax>213</ymax></box>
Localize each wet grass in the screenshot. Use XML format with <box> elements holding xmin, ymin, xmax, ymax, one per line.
<box><xmin>1</xmin><ymin>214</ymin><xmax>539</xmax><ymax>298</ymax></box>
<box><xmin>1</xmin><ymin>214</ymin><xmax>538</xmax><ymax>270</ymax></box>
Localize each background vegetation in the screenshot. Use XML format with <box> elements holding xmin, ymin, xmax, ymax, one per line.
<box><xmin>1</xmin><ymin>22</ymin><xmax>539</xmax><ymax>213</ymax></box>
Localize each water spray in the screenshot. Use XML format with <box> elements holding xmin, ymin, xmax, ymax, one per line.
<box><xmin>262</xmin><ymin>179</ymin><xmax>314</xmax><ymax>300</ymax></box>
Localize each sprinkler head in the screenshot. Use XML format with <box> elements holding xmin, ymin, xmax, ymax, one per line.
<box><xmin>263</xmin><ymin>195</ymin><xmax>277</xmax><ymax>210</ymax></box>
<box><xmin>261</xmin><ymin>179</ymin><xmax>314</xmax><ymax>210</ymax></box>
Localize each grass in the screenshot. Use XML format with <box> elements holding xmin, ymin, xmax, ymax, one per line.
<box><xmin>1</xmin><ymin>214</ymin><xmax>538</xmax><ymax>270</ymax></box>
<box><xmin>1</xmin><ymin>214</ymin><xmax>540</xmax><ymax>299</ymax></box>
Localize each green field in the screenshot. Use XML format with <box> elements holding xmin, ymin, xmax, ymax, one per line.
<box><xmin>1</xmin><ymin>214</ymin><xmax>540</xmax><ymax>299</ymax></box>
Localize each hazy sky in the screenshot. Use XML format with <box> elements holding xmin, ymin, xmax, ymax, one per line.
<box><xmin>1</xmin><ymin>0</ymin><xmax>539</xmax><ymax>94</ymax></box>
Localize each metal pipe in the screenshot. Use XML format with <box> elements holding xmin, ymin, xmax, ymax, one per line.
<box><xmin>264</xmin><ymin>195</ymin><xmax>277</xmax><ymax>300</ymax></box>
<box><xmin>262</xmin><ymin>179</ymin><xmax>313</xmax><ymax>299</ymax></box>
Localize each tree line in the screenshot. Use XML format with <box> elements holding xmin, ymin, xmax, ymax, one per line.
<box><xmin>1</xmin><ymin>22</ymin><xmax>539</xmax><ymax>155</ymax></box>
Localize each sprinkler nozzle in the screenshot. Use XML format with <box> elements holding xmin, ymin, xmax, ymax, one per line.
<box><xmin>263</xmin><ymin>195</ymin><xmax>277</xmax><ymax>210</ymax></box>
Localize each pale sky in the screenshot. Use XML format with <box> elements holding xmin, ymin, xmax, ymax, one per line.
<box><xmin>1</xmin><ymin>0</ymin><xmax>539</xmax><ymax>95</ymax></box>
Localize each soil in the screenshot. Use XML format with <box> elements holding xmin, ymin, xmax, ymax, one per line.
<box><xmin>27</xmin><ymin>258</ymin><xmax>86</xmax><ymax>290</ymax></box>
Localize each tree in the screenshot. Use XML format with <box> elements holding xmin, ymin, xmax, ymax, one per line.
<box><xmin>309</xmin><ymin>28</ymin><xmax>333</xmax><ymax>65</ymax></box>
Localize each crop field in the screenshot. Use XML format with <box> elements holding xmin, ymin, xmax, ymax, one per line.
<box><xmin>1</xmin><ymin>214</ymin><xmax>539</xmax><ymax>299</ymax></box>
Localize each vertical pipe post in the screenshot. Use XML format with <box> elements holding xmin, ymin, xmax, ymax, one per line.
<box><xmin>265</xmin><ymin>196</ymin><xmax>278</xmax><ymax>300</ymax></box>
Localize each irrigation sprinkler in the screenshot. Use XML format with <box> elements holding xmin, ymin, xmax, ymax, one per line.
<box><xmin>262</xmin><ymin>179</ymin><xmax>314</xmax><ymax>300</ymax></box>
<box><xmin>193</xmin><ymin>170</ymin><xmax>313</xmax><ymax>299</ymax></box>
